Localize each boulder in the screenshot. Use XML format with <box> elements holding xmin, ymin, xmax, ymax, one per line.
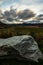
<box><xmin>0</xmin><ymin>35</ymin><xmax>42</xmax><ymax>62</ymax></box>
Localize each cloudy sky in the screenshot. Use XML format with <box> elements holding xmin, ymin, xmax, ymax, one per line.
<box><xmin>0</xmin><ymin>0</ymin><xmax>43</xmax><ymax>14</ymax></box>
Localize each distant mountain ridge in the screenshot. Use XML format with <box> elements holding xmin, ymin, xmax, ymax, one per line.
<box><xmin>0</xmin><ymin>8</ymin><xmax>43</xmax><ymax>25</ymax></box>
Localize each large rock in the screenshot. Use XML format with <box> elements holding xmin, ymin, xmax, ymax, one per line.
<box><xmin>0</xmin><ymin>35</ymin><xmax>42</xmax><ymax>62</ymax></box>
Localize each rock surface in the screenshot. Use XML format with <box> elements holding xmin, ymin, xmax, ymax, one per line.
<box><xmin>0</xmin><ymin>35</ymin><xmax>42</xmax><ymax>62</ymax></box>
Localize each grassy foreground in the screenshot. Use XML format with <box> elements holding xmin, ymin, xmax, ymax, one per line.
<box><xmin>0</xmin><ymin>26</ymin><xmax>43</xmax><ymax>65</ymax></box>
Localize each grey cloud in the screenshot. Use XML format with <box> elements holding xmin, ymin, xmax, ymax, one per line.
<box><xmin>1</xmin><ymin>8</ymin><xmax>36</xmax><ymax>21</ymax></box>
<box><xmin>17</xmin><ymin>9</ymin><xmax>35</xmax><ymax>19</ymax></box>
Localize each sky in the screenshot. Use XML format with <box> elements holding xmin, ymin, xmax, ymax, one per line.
<box><xmin>0</xmin><ymin>0</ymin><xmax>43</xmax><ymax>14</ymax></box>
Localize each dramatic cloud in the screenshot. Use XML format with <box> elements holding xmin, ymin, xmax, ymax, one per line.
<box><xmin>17</xmin><ymin>9</ymin><xmax>35</xmax><ymax>19</ymax></box>
<box><xmin>0</xmin><ymin>0</ymin><xmax>43</xmax><ymax>15</ymax></box>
